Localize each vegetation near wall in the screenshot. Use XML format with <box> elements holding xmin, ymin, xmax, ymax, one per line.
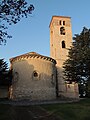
<box><xmin>63</xmin><ymin>27</ymin><xmax>90</xmax><ymax>97</ymax></box>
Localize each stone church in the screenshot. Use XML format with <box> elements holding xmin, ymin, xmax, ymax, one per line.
<box><xmin>9</xmin><ymin>16</ymin><xmax>79</xmax><ymax>101</ymax></box>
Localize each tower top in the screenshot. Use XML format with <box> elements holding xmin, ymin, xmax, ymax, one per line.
<box><xmin>49</xmin><ymin>16</ymin><xmax>71</xmax><ymax>27</ymax></box>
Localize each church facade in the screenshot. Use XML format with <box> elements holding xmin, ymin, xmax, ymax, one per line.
<box><xmin>9</xmin><ymin>16</ymin><xmax>79</xmax><ymax>100</ymax></box>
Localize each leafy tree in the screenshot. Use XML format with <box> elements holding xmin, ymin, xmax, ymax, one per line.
<box><xmin>63</xmin><ymin>27</ymin><xmax>90</xmax><ymax>83</ymax></box>
<box><xmin>0</xmin><ymin>0</ymin><xmax>34</xmax><ymax>45</ymax></box>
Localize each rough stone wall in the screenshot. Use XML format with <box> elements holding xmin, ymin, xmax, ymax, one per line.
<box><xmin>11</xmin><ymin>57</ymin><xmax>56</xmax><ymax>101</ymax></box>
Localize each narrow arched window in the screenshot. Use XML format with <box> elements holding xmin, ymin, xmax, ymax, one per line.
<box><xmin>59</xmin><ymin>20</ymin><xmax>61</xmax><ymax>25</ymax></box>
<box><xmin>60</xmin><ymin>27</ymin><xmax>65</xmax><ymax>35</ymax></box>
<box><xmin>63</xmin><ymin>21</ymin><xmax>65</xmax><ymax>25</ymax></box>
<box><xmin>62</xmin><ymin>41</ymin><xmax>66</xmax><ymax>48</ymax></box>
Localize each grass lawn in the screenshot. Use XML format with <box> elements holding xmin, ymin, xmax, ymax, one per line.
<box><xmin>0</xmin><ymin>98</ymin><xmax>90</xmax><ymax>120</ymax></box>
<box><xmin>0</xmin><ymin>104</ymin><xmax>11</xmax><ymax>120</ymax></box>
<box><xmin>41</xmin><ymin>98</ymin><xmax>90</xmax><ymax>120</ymax></box>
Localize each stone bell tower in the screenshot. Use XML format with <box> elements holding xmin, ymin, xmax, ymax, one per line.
<box><xmin>49</xmin><ymin>16</ymin><xmax>73</xmax><ymax>97</ymax></box>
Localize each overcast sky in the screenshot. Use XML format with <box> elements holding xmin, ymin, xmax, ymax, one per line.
<box><xmin>0</xmin><ymin>0</ymin><xmax>90</xmax><ymax>66</ymax></box>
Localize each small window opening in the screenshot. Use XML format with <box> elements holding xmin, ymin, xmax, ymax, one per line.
<box><xmin>59</xmin><ymin>20</ymin><xmax>61</xmax><ymax>25</ymax></box>
<box><xmin>33</xmin><ymin>71</ymin><xmax>38</xmax><ymax>77</ymax></box>
<box><xmin>14</xmin><ymin>72</ymin><xmax>19</xmax><ymax>82</ymax></box>
<box><xmin>62</xmin><ymin>41</ymin><xmax>66</xmax><ymax>48</ymax></box>
<box><xmin>60</xmin><ymin>27</ymin><xmax>65</xmax><ymax>35</ymax></box>
<box><xmin>63</xmin><ymin>21</ymin><xmax>65</xmax><ymax>25</ymax></box>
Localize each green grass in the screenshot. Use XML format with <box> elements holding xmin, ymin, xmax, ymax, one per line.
<box><xmin>41</xmin><ymin>98</ymin><xmax>90</xmax><ymax>120</ymax></box>
<box><xmin>0</xmin><ymin>98</ymin><xmax>90</xmax><ymax>120</ymax></box>
<box><xmin>0</xmin><ymin>104</ymin><xmax>11</xmax><ymax>120</ymax></box>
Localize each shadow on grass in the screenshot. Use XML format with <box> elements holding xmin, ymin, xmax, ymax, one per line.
<box><xmin>0</xmin><ymin>98</ymin><xmax>90</xmax><ymax>120</ymax></box>
<box><xmin>41</xmin><ymin>98</ymin><xmax>90</xmax><ymax>120</ymax></box>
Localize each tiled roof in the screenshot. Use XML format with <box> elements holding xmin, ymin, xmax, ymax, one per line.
<box><xmin>10</xmin><ymin>52</ymin><xmax>56</xmax><ymax>64</ymax></box>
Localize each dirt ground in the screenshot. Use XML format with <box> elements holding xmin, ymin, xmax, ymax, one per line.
<box><xmin>7</xmin><ymin>105</ymin><xmax>61</xmax><ymax>120</ymax></box>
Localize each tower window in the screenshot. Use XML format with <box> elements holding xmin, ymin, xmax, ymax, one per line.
<box><xmin>59</xmin><ymin>20</ymin><xmax>61</xmax><ymax>25</ymax></box>
<box><xmin>63</xmin><ymin>21</ymin><xmax>65</xmax><ymax>25</ymax></box>
<box><xmin>60</xmin><ymin>27</ymin><xmax>65</xmax><ymax>35</ymax></box>
<box><xmin>62</xmin><ymin>41</ymin><xmax>66</xmax><ymax>48</ymax></box>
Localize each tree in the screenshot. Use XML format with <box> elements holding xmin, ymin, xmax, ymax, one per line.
<box><xmin>63</xmin><ymin>27</ymin><xmax>90</xmax><ymax>96</ymax></box>
<box><xmin>0</xmin><ymin>0</ymin><xmax>34</xmax><ymax>45</ymax></box>
<box><xmin>0</xmin><ymin>59</ymin><xmax>8</xmax><ymax>85</ymax></box>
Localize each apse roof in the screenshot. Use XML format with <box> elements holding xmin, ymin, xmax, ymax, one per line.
<box><xmin>10</xmin><ymin>52</ymin><xmax>56</xmax><ymax>64</ymax></box>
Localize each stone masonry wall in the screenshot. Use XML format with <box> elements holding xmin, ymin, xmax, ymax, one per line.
<box><xmin>11</xmin><ymin>57</ymin><xmax>56</xmax><ymax>101</ymax></box>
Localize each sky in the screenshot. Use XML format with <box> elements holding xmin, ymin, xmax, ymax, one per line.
<box><xmin>0</xmin><ymin>0</ymin><xmax>90</xmax><ymax>66</ymax></box>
